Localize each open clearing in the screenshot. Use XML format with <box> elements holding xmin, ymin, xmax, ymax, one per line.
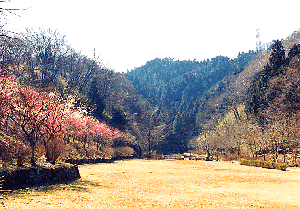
<box><xmin>2</xmin><ymin>159</ymin><xmax>300</xmax><ymax>208</ymax></box>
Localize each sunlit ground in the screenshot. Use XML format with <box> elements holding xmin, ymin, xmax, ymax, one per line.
<box><xmin>2</xmin><ymin>159</ymin><xmax>300</xmax><ymax>209</ymax></box>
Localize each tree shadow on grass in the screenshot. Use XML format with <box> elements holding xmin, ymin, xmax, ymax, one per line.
<box><xmin>3</xmin><ymin>179</ymin><xmax>102</xmax><ymax>197</ymax></box>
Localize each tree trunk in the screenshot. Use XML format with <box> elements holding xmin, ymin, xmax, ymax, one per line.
<box><xmin>43</xmin><ymin>141</ymin><xmax>51</xmax><ymax>163</ymax></box>
<box><xmin>206</xmin><ymin>149</ymin><xmax>211</xmax><ymax>161</ymax></box>
<box><xmin>30</xmin><ymin>143</ymin><xmax>37</xmax><ymax>166</ymax></box>
<box><xmin>83</xmin><ymin>142</ymin><xmax>88</xmax><ymax>157</ymax></box>
<box><xmin>148</xmin><ymin>130</ymin><xmax>151</xmax><ymax>158</ymax></box>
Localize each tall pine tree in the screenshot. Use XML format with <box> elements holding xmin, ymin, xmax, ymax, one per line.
<box><xmin>245</xmin><ymin>40</ymin><xmax>286</xmax><ymax>125</ymax></box>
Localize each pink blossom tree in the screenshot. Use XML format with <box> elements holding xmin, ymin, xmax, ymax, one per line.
<box><xmin>0</xmin><ymin>73</ymin><xmax>50</xmax><ymax>166</ymax></box>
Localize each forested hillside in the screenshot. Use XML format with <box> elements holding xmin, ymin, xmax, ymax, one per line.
<box><xmin>196</xmin><ymin>32</ymin><xmax>300</xmax><ymax>164</ymax></box>
<box><xmin>0</xmin><ymin>28</ymin><xmax>171</xmax><ymax>165</ymax></box>
<box><xmin>125</xmin><ymin>52</ymin><xmax>257</xmax><ymax>153</ymax></box>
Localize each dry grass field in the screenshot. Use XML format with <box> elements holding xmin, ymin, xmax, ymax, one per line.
<box><xmin>2</xmin><ymin>159</ymin><xmax>300</xmax><ymax>208</ymax></box>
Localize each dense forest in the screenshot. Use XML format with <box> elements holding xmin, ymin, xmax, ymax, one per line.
<box><xmin>125</xmin><ymin>52</ymin><xmax>257</xmax><ymax>153</ymax></box>
<box><xmin>0</xmin><ymin>1</ymin><xmax>300</xmax><ymax>167</ymax></box>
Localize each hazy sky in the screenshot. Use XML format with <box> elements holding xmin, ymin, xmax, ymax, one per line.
<box><xmin>3</xmin><ymin>0</ymin><xmax>300</xmax><ymax>72</ymax></box>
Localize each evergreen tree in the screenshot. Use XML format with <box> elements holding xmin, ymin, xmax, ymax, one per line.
<box><xmin>245</xmin><ymin>40</ymin><xmax>286</xmax><ymax>126</ymax></box>
<box><xmin>268</xmin><ymin>40</ymin><xmax>285</xmax><ymax>76</ymax></box>
<box><xmin>111</xmin><ymin>108</ymin><xmax>127</xmax><ymax>131</ymax></box>
<box><xmin>88</xmin><ymin>79</ymin><xmax>105</xmax><ymax>120</ymax></box>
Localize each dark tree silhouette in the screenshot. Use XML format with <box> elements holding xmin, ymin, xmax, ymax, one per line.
<box><xmin>288</xmin><ymin>43</ymin><xmax>300</xmax><ymax>59</ymax></box>
<box><xmin>111</xmin><ymin>108</ymin><xmax>127</xmax><ymax>131</ymax></box>
<box><xmin>245</xmin><ymin>40</ymin><xmax>286</xmax><ymax>126</ymax></box>
<box><xmin>268</xmin><ymin>40</ymin><xmax>286</xmax><ymax>76</ymax></box>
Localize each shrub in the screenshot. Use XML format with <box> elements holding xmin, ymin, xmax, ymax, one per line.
<box><xmin>45</xmin><ymin>138</ymin><xmax>66</xmax><ymax>165</ymax></box>
<box><xmin>101</xmin><ymin>146</ymin><xmax>115</xmax><ymax>159</ymax></box>
<box><xmin>275</xmin><ymin>162</ymin><xmax>287</xmax><ymax>171</ymax></box>
<box><xmin>114</xmin><ymin>146</ymin><xmax>134</xmax><ymax>158</ymax></box>
<box><xmin>239</xmin><ymin>158</ymin><xmax>287</xmax><ymax>171</ymax></box>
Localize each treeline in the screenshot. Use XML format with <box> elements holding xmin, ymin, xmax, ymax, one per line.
<box><xmin>125</xmin><ymin>51</ymin><xmax>257</xmax><ymax>153</ymax></box>
<box><xmin>196</xmin><ymin>39</ymin><xmax>300</xmax><ymax>164</ymax></box>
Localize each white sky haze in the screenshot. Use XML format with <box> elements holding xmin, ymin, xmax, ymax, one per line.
<box><xmin>3</xmin><ymin>0</ymin><xmax>300</xmax><ymax>72</ymax></box>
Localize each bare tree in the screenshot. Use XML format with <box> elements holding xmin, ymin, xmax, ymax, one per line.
<box><xmin>0</xmin><ymin>0</ymin><xmax>28</xmax><ymax>37</ymax></box>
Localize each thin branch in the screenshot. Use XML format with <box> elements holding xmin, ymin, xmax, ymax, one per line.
<box><xmin>0</xmin><ymin>8</ymin><xmax>29</xmax><ymax>11</ymax></box>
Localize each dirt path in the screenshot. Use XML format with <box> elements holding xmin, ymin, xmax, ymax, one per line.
<box><xmin>2</xmin><ymin>159</ymin><xmax>300</xmax><ymax>208</ymax></box>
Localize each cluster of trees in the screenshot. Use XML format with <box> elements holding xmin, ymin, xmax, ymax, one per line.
<box><xmin>0</xmin><ymin>71</ymin><xmax>122</xmax><ymax>166</ymax></box>
<box><xmin>196</xmin><ymin>40</ymin><xmax>300</xmax><ymax>163</ymax></box>
<box><xmin>0</xmin><ymin>26</ymin><xmax>172</xmax><ymax>164</ymax></box>
<box><xmin>126</xmin><ymin>52</ymin><xmax>257</xmax><ymax>153</ymax></box>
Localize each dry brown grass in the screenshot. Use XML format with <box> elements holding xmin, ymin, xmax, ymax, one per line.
<box><xmin>2</xmin><ymin>159</ymin><xmax>300</xmax><ymax>208</ymax></box>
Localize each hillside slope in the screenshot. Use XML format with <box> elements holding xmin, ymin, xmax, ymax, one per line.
<box><xmin>125</xmin><ymin>52</ymin><xmax>257</xmax><ymax>153</ymax></box>
<box><xmin>198</xmin><ymin>30</ymin><xmax>300</xmax><ymax>130</ymax></box>
<box><xmin>195</xmin><ymin>33</ymin><xmax>300</xmax><ymax>162</ymax></box>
